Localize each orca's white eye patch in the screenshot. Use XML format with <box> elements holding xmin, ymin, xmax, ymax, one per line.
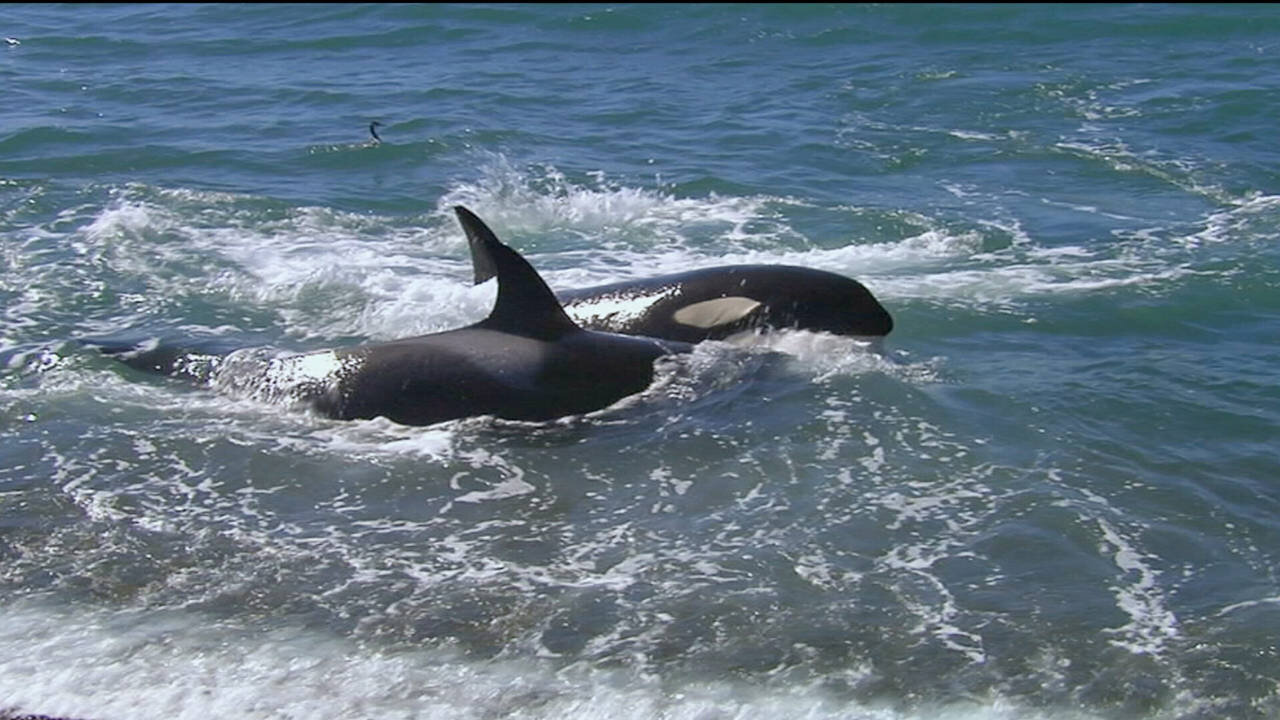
<box><xmin>672</xmin><ymin>296</ymin><xmax>762</xmax><ymax>328</ymax></box>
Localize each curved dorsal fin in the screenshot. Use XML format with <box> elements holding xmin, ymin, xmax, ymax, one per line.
<box><xmin>467</xmin><ymin>213</ymin><xmax>499</xmax><ymax>285</ymax></box>
<box><xmin>454</xmin><ymin>206</ymin><xmax>579</xmax><ymax>340</ymax></box>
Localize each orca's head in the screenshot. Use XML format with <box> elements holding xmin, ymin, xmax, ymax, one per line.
<box><xmin>714</xmin><ymin>266</ymin><xmax>894</xmax><ymax>337</ymax></box>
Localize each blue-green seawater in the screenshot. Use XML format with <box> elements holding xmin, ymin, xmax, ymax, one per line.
<box><xmin>3</xmin><ymin>4</ymin><xmax>1280</xmax><ymax>719</ymax></box>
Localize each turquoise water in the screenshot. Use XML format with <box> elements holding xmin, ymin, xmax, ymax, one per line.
<box><xmin>3</xmin><ymin>4</ymin><xmax>1280</xmax><ymax>719</ymax></box>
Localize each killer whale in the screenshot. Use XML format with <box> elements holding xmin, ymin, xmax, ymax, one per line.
<box><xmin>101</xmin><ymin>207</ymin><xmax>690</xmax><ymax>426</ymax></box>
<box><xmin>555</xmin><ymin>266</ymin><xmax>893</xmax><ymax>343</ymax></box>
<box><xmin>466</xmin><ymin>229</ymin><xmax>893</xmax><ymax>344</ymax></box>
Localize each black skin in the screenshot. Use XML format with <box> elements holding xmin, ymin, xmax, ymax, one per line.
<box><xmin>93</xmin><ymin>207</ymin><xmax>689</xmax><ymax>427</ymax></box>
<box><xmin>97</xmin><ymin>206</ymin><xmax>893</xmax><ymax>425</ymax></box>
<box><xmin>304</xmin><ymin>206</ymin><xmax>689</xmax><ymax>424</ymax></box>
<box><xmin>466</xmin><ymin>224</ymin><xmax>893</xmax><ymax>343</ymax></box>
<box><xmin>555</xmin><ymin>265</ymin><xmax>893</xmax><ymax>343</ymax></box>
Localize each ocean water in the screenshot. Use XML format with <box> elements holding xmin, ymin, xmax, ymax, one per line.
<box><xmin>3</xmin><ymin>4</ymin><xmax>1280</xmax><ymax>719</ymax></box>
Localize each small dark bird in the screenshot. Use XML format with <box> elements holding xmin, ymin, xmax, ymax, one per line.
<box><xmin>368</xmin><ymin>121</ymin><xmax>383</xmax><ymax>145</ymax></box>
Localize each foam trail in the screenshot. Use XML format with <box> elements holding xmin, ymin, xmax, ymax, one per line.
<box><xmin>0</xmin><ymin>599</ymin><xmax>1112</xmax><ymax>720</ymax></box>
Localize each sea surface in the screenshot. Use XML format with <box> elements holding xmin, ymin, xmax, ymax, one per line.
<box><xmin>3</xmin><ymin>4</ymin><xmax>1280</xmax><ymax>719</ymax></box>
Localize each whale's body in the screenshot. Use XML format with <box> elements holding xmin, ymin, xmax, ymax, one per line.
<box><xmin>102</xmin><ymin>207</ymin><xmax>688</xmax><ymax>426</ymax></box>
<box><xmin>555</xmin><ymin>265</ymin><xmax>892</xmax><ymax>343</ymax></box>
<box><xmin>466</xmin><ymin>231</ymin><xmax>893</xmax><ymax>342</ymax></box>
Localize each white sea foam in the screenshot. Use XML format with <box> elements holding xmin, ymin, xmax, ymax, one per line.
<box><xmin>1059</xmin><ymin>484</ymin><xmax>1181</xmax><ymax>658</ymax></box>
<box><xmin>0</xmin><ymin>594</ymin><xmax>1123</xmax><ymax>720</ymax></box>
<box><xmin>59</xmin><ymin>187</ymin><xmax>481</xmax><ymax>342</ymax></box>
<box><xmin>1187</xmin><ymin>192</ymin><xmax>1280</xmax><ymax>246</ymax></box>
<box><xmin>31</xmin><ymin>159</ymin><xmax>1231</xmax><ymax>356</ymax></box>
<box><xmin>1095</xmin><ymin>516</ymin><xmax>1181</xmax><ymax>656</ymax></box>
<box><xmin>430</xmin><ymin>159</ymin><xmax>1217</xmax><ymax>316</ymax></box>
<box><xmin>1053</xmin><ymin>140</ymin><xmax>1234</xmax><ymax>204</ymax></box>
<box><xmin>438</xmin><ymin>155</ymin><xmax>780</xmax><ymax>245</ymax></box>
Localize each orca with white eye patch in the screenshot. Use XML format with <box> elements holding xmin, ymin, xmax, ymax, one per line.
<box><xmin>92</xmin><ymin>207</ymin><xmax>690</xmax><ymax>427</ymax></box>
<box><xmin>466</xmin><ymin>232</ymin><xmax>894</xmax><ymax>343</ymax></box>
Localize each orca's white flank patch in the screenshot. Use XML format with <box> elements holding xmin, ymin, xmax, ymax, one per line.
<box><xmin>672</xmin><ymin>296</ymin><xmax>762</xmax><ymax>328</ymax></box>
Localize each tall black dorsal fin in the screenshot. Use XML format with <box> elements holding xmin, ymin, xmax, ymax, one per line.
<box><xmin>454</xmin><ymin>206</ymin><xmax>579</xmax><ymax>340</ymax></box>
<box><xmin>467</xmin><ymin>213</ymin><xmax>499</xmax><ymax>285</ymax></box>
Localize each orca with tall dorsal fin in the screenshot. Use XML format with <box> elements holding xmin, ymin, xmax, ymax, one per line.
<box><xmin>98</xmin><ymin>207</ymin><xmax>691</xmax><ymax>426</ymax></box>
<box><xmin>465</xmin><ymin>223</ymin><xmax>893</xmax><ymax>344</ymax></box>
